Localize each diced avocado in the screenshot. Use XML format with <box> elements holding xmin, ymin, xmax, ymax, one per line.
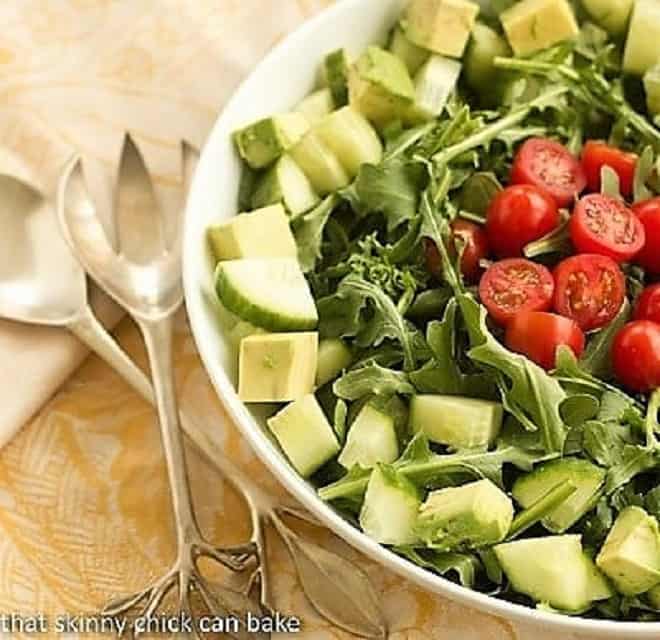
<box><xmin>360</xmin><ymin>464</ymin><xmax>421</xmax><ymax>545</ymax></box>
<box><xmin>295</xmin><ymin>89</ymin><xmax>335</xmax><ymax>125</ymax></box>
<box><xmin>404</xmin><ymin>0</ymin><xmax>480</xmax><ymax>58</ymax></box>
<box><xmin>239</xmin><ymin>332</ymin><xmax>318</xmax><ymax>403</ymax></box>
<box><xmin>512</xmin><ymin>458</ymin><xmax>606</xmax><ymax>533</ymax></box>
<box><xmin>406</xmin><ymin>54</ymin><xmax>462</xmax><ymax>122</ymax></box>
<box><xmin>314</xmin><ymin>107</ymin><xmax>383</xmax><ymax>177</ymax></box>
<box><xmin>389</xmin><ymin>24</ymin><xmax>430</xmax><ymax>76</ymax></box>
<box><xmin>252</xmin><ymin>155</ymin><xmax>320</xmax><ymax>218</ymax></box>
<box><xmin>500</xmin><ymin>0</ymin><xmax>579</xmax><ymax>57</ymax></box>
<box><xmin>409</xmin><ymin>395</ymin><xmax>503</xmax><ymax>449</ymax></box>
<box><xmin>234</xmin><ymin>114</ymin><xmax>310</xmax><ymax>169</ymax></box>
<box><xmin>207</xmin><ymin>204</ymin><xmax>297</xmax><ymax>262</ymax></box>
<box><xmin>348</xmin><ymin>46</ymin><xmax>416</xmax><ymax>127</ymax></box>
<box><xmin>290</xmin><ymin>131</ymin><xmax>350</xmax><ymax>195</ymax></box>
<box><xmin>464</xmin><ymin>23</ymin><xmax>512</xmax><ymax>103</ymax></box>
<box><xmin>495</xmin><ymin>535</ymin><xmax>613</xmax><ymax>612</ymax></box>
<box><xmin>581</xmin><ymin>0</ymin><xmax>634</xmax><ymax>36</ymax></box>
<box><xmin>325</xmin><ymin>49</ymin><xmax>351</xmax><ymax>107</ymax></box>
<box><xmin>267</xmin><ymin>393</ymin><xmax>340</xmax><ymax>477</ymax></box>
<box><xmin>315</xmin><ymin>338</ymin><xmax>353</xmax><ymax>387</ymax></box>
<box><xmin>416</xmin><ymin>479</ymin><xmax>514</xmax><ymax>550</ymax></box>
<box><xmin>644</xmin><ymin>64</ymin><xmax>660</xmax><ymax>117</ymax></box>
<box><xmin>338</xmin><ymin>403</ymin><xmax>399</xmax><ymax>470</ymax></box>
<box><xmin>648</xmin><ymin>583</ymin><xmax>660</xmax><ymax>610</ymax></box>
<box><xmin>596</xmin><ymin>506</ymin><xmax>660</xmax><ymax>596</ymax></box>
<box><xmin>624</xmin><ymin>0</ymin><xmax>660</xmax><ymax>75</ymax></box>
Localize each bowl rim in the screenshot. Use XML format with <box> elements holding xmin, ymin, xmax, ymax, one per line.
<box><xmin>182</xmin><ymin>0</ymin><xmax>660</xmax><ymax>635</ymax></box>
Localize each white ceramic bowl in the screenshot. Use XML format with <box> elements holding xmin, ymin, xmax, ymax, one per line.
<box><xmin>182</xmin><ymin>1</ymin><xmax>660</xmax><ymax>636</ymax></box>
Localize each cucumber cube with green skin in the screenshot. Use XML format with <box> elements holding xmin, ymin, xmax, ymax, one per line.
<box><xmin>404</xmin><ymin>0</ymin><xmax>480</xmax><ymax>58</ymax></box>
<box><xmin>644</xmin><ymin>64</ymin><xmax>660</xmax><ymax>117</ymax></box>
<box><xmin>596</xmin><ymin>506</ymin><xmax>660</xmax><ymax>596</ymax></box>
<box><xmin>416</xmin><ymin>479</ymin><xmax>514</xmax><ymax>550</ymax></box>
<box><xmin>251</xmin><ymin>155</ymin><xmax>320</xmax><ymax>218</ymax></box>
<box><xmin>500</xmin><ymin>0</ymin><xmax>579</xmax><ymax>58</ymax></box>
<box><xmin>495</xmin><ymin>535</ymin><xmax>613</xmax><ymax>612</ymax></box>
<box><xmin>267</xmin><ymin>393</ymin><xmax>340</xmax><ymax>477</ymax></box>
<box><xmin>409</xmin><ymin>395</ymin><xmax>503</xmax><ymax>449</ymax></box>
<box><xmin>234</xmin><ymin>113</ymin><xmax>310</xmax><ymax>169</ymax></box>
<box><xmin>338</xmin><ymin>404</ymin><xmax>399</xmax><ymax>470</ymax></box>
<box><xmin>512</xmin><ymin>457</ymin><xmax>606</xmax><ymax>533</ymax></box>
<box><xmin>406</xmin><ymin>54</ymin><xmax>462</xmax><ymax>122</ymax></box>
<box><xmin>314</xmin><ymin>107</ymin><xmax>383</xmax><ymax>177</ymax></box>
<box><xmin>359</xmin><ymin>464</ymin><xmax>421</xmax><ymax>545</ymax></box>
<box><xmin>624</xmin><ymin>0</ymin><xmax>660</xmax><ymax>76</ymax></box>
<box><xmin>207</xmin><ymin>204</ymin><xmax>297</xmax><ymax>262</ymax></box>
<box><xmin>295</xmin><ymin>89</ymin><xmax>335</xmax><ymax>125</ymax></box>
<box><xmin>315</xmin><ymin>338</ymin><xmax>352</xmax><ymax>387</ymax></box>
<box><xmin>325</xmin><ymin>49</ymin><xmax>351</xmax><ymax>107</ymax></box>
<box><xmin>389</xmin><ymin>24</ymin><xmax>430</xmax><ymax>76</ymax></box>
<box><xmin>348</xmin><ymin>46</ymin><xmax>416</xmax><ymax>128</ymax></box>
<box><xmin>648</xmin><ymin>583</ymin><xmax>660</xmax><ymax>610</ymax></box>
<box><xmin>290</xmin><ymin>131</ymin><xmax>350</xmax><ymax>194</ymax></box>
<box><xmin>239</xmin><ymin>332</ymin><xmax>318</xmax><ymax>403</ymax></box>
<box><xmin>582</xmin><ymin>0</ymin><xmax>634</xmax><ymax>37</ymax></box>
<box><xmin>464</xmin><ymin>22</ymin><xmax>512</xmax><ymax>104</ymax></box>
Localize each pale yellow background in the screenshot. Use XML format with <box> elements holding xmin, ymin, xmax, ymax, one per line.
<box><xmin>0</xmin><ymin>1</ymin><xmax>572</xmax><ymax>638</ymax></box>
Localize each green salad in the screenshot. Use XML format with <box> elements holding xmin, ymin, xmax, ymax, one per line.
<box><xmin>207</xmin><ymin>0</ymin><xmax>660</xmax><ymax>621</ymax></box>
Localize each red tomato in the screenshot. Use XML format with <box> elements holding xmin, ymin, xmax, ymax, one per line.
<box><xmin>581</xmin><ymin>140</ymin><xmax>637</xmax><ymax>197</ymax></box>
<box><xmin>486</xmin><ymin>185</ymin><xmax>560</xmax><ymax>258</ymax></box>
<box><xmin>570</xmin><ymin>194</ymin><xmax>645</xmax><ymax>263</ymax></box>
<box><xmin>553</xmin><ymin>254</ymin><xmax>626</xmax><ymax>332</ymax></box>
<box><xmin>511</xmin><ymin>138</ymin><xmax>586</xmax><ymax>207</ymax></box>
<box><xmin>633</xmin><ymin>197</ymin><xmax>660</xmax><ymax>275</ymax></box>
<box><xmin>634</xmin><ymin>284</ymin><xmax>660</xmax><ymax>324</ymax></box>
<box><xmin>505</xmin><ymin>311</ymin><xmax>585</xmax><ymax>370</ymax></box>
<box><xmin>612</xmin><ymin>321</ymin><xmax>660</xmax><ymax>392</ymax></box>
<box><xmin>423</xmin><ymin>220</ymin><xmax>489</xmax><ymax>283</ymax></box>
<box><xmin>479</xmin><ymin>258</ymin><xmax>555</xmax><ymax>325</ymax></box>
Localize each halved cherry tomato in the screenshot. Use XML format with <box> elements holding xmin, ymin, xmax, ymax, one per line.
<box><xmin>634</xmin><ymin>284</ymin><xmax>660</xmax><ymax>324</ymax></box>
<box><xmin>505</xmin><ymin>311</ymin><xmax>585</xmax><ymax>370</ymax></box>
<box><xmin>633</xmin><ymin>197</ymin><xmax>660</xmax><ymax>275</ymax></box>
<box><xmin>511</xmin><ymin>138</ymin><xmax>586</xmax><ymax>207</ymax></box>
<box><xmin>486</xmin><ymin>185</ymin><xmax>560</xmax><ymax>258</ymax></box>
<box><xmin>613</xmin><ymin>321</ymin><xmax>660</xmax><ymax>392</ymax></box>
<box><xmin>479</xmin><ymin>258</ymin><xmax>555</xmax><ymax>325</ymax></box>
<box><xmin>570</xmin><ymin>194</ymin><xmax>645</xmax><ymax>263</ymax></box>
<box><xmin>581</xmin><ymin>140</ymin><xmax>637</xmax><ymax>197</ymax></box>
<box><xmin>424</xmin><ymin>220</ymin><xmax>489</xmax><ymax>284</ymax></box>
<box><xmin>553</xmin><ymin>254</ymin><xmax>626</xmax><ymax>332</ymax></box>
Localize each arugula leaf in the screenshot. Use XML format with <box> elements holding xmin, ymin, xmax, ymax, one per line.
<box><xmin>605</xmin><ymin>445</ymin><xmax>659</xmax><ymax>495</ymax></box>
<box><xmin>395</xmin><ymin>547</ymin><xmax>481</xmax><ymax>588</ymax></box>
<box><xmin>601</xmin><ymin>165</ymin><xmax>622</xmax><ymax>199</ymax></box>
<box><xmin>333</xmin><ymin>365</ymin><xmax>414</xmax><ymax>401</ymax></box>
<box><xmin>583</xmin><ymin>420</ymin><xmax>632</xmax><ymax>467</ymax></box>
<box><xmin>459</xmin><ymin>172</ymin><xmax>503</xmax><ymax>217</ymax></box>
<box><xmin>293</xmin><ymin>195</ymin><xmax>337</xmax><ymax>272</ymax></box>
<box><xmin>333</xmin><ymin>398</ymin><xmax>348</xmax><ymax>443</ymax></box>
<box><xmin>317</xmin><ymin>287</ymin><xmax>365</xmax><ymax>339</ymax></box>
<box><xmin>645</xmin><ymin>485</ymin><xmax>660</xmax><ymax>520</ymax></box>
<box><xmin>633</xmin><ymin>146</ymin><xmax>655</xmax><ymax>203</ymax></box>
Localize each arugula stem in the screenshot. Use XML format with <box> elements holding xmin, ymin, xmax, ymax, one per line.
<box><xmin>457</xmin><ymin>210</ymin><xmax>487</xmax><ymax>225</ymax></box>
<box><xmin>493</xmin><ymin>57</ymin><xmax>580</xmax><ymax>82</ymax></box>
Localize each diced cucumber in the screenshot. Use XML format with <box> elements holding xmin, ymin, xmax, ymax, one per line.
<box><xmin>623</xmin><ymin>0</ymin><xmax>660</xmax><ymax>75</ymax></box>
<box><xmin>512</xmin><ymin>458</ymin><xmax>606</xmax><ymax>533</ymax></box>
<box><xmin>295</xmin><ymin>89</ymin><xmax>335</xmax><ymax>125</ymax></box>
<box><xmin>407</xmin><ymin>54</ymin><xmax>462</xmax><ymax>122</ymax></box>
<box><xmin>338</xmin><ymin>404</ymin><xmax>399</xmax><ymax>470</ymax></box>
<box><xmin>389</xmin><ymin>24</ymin><xmax>430</xmax><ymax>76</ymax></box>
<box><xmin>495</xmin><ymin>535</ymin><xmax>613</xmax><ymax>612</ymax></box>
<box><xmin>234</xmin><ymin>114</ymin><xmax>310</xmax><ymax>169</ymax></box>
<box><xmin>325</xmin><ymin>49</ymin><xmax>351</xmax><ymax>107</ymax></box>
<box><xmin>359</xmin><ymin>464</ymin><xmax>421</xmax><ymax>545</ymax></box>
<box><xmin>251</xmin><ymin>155</ymin><xmax>320</xmax><ymax>218</ymax></box>
<box><xmin>290</xmin><ymin>131</ymin><xmax>351</xmax><ymax>194</ymax></box>
<box><xmin>644</xmin><ymin>63</ymin><xmax>660</xmax><ymax>117</ymax></box>
<box><xmin>464</xmin><ymin>23</ymin><xmax>512</xmax><ymax>103</ymax></box>
<box><xmin>409</xmin><ymin>395</ymin><xmax>503</xmax><ymax>449</ymax></box>
<box><xmin>215</xmin><ymin>258</ymin><xmax>318</xmax><ymax>331</ymax></box>
<box><xmin>267</xmin><ymin>394</ymin><xmax>340</xmax><ymax>477</ymax></box>
<box><xmin>581</xmin><ymin>0</ymin><xmax>634</xmax><ymax>36</ymax></box>
<box><xmin>314</xmin><ymin>107</ymin><xmax>383</xmax><ymax>177</ymax></box>
<box><xmin>239</xmin><ymin>332</ymin><xmax>317</xmax><ymax>403</ymax></box>
<box><xmin>207</xmin><ymin>204</ymin><xmax>297</xmax><ymax>262</ymax></box>
<box><xmin>315</xmin><ymin>338</ymin><xmax>353</xmax><ymax>387</ymax></box>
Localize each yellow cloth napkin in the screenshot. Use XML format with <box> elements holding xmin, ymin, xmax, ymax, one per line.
<box><xmin>0</xmin><ymin>1</ymin><xmax>574</xmax><ymax>638</ymax></box>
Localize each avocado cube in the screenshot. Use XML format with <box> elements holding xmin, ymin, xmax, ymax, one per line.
<box><xmin>267</xmin><ymin>394</ymin><xmax>340</xmax><ymax>477</ymax></box>
<box><xmin>234</xmin><ymin>113</ymin><xmax>310</xmax><ymax>169</ymax></box>
<box><xmin>348</xmin><ymin>46</ymin><xmax>416</xmax><ymax>127</ymax></box>
<box><xmin>416</xmin><ymin>479</ymin><xmax>514</xmax><ymax>550</ymax></box>
<box><xmin>238</xmin><ymin>332</ymin><xmax>317</xmax><ymax>403</ymax></box>
<box><xmin>207</xmin><ymin>204</ymin><xmax>297</xmax><ymax>262</ymax></box>
<box><xmin>624</xmin><ymin>0</ymin><xmax>660</xmax><ymax>76</ymax></box>
<box><xmin>500</xmin><ymin>0</ymin><xmax>579</xmax><ymax>58</ymax></box>
<box><xmin>404</xmin><ymin>0</ymin><xmax>480</xmax><ymax>58</ymax></box>
<box><xmin>596</xmin><ymin>506</ymin><xmax>660</xmax><ymax>596</ymax></box>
